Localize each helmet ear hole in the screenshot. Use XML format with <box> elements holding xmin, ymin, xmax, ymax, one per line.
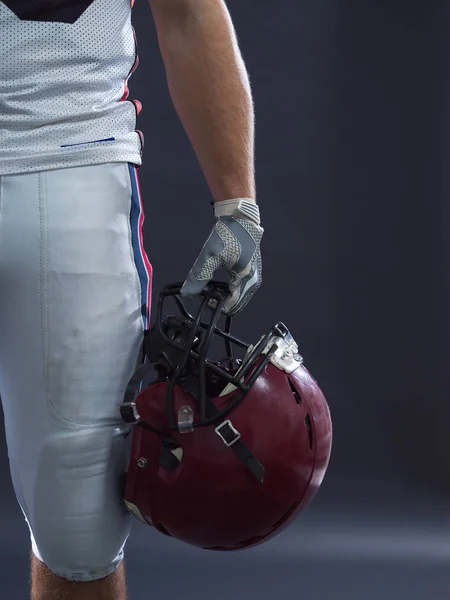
<box><xmin>288</xmin><ymin>379</ymin><xmax>313</xmax><ymax>448</ymax></box>
<box><xmin>288</xmin><ymin>378</ymin><xmax>302</xmax><ymax>405</ymax></box>
<box><xmin>305</xmin><ymin>413</ymin><xmax>313</xmax><ymax>449</ymax></box>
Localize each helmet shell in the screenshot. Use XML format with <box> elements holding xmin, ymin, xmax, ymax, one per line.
<box><xmin>124</xmin><ymin>362</ymin><xmax>332</xmax><ymax>551</ymax></box>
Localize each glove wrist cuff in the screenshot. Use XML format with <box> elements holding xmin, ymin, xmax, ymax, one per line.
<box><xmin>213</xmin><ymin>198</ymin><xmax>260</xmax><ymax>226</ymax></box>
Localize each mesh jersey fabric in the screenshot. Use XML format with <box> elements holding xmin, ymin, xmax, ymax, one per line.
<box><xmin>0</xmin><ymin>0</ymin><xmax>144</xmax><ymax>175</ymax></box>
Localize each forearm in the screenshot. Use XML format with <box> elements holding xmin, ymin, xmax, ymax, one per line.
<box><xmin>152</xmin><ymin>0</ymin><xmax>255</xmax><ymax>203</ymax></box>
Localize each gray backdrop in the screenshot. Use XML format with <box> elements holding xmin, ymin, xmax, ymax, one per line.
<box><xmin>2</xmin><ymin>0</ymin><xmax>450</xmax><ymax>598</ymax></box>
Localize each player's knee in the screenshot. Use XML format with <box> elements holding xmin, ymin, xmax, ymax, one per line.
<box><xmin>29</xmin><ymin>507</ymin><xmax>129</xmax><ymax>582</ymax></box>
<box><xmin>31</xmin><ymin>532</ymin><xmax>128</xmax><ymax>583</ymax></box>
<box><xmin>29</xmin><ymin>425</ymin><xmax>132</xmax><ymax>581</ymax></box>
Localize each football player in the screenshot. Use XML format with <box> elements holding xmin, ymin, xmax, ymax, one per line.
<box><xmin>0</xmin><ymin>0</ymin><xmax>262</xmax><ymax>599</ymax></box>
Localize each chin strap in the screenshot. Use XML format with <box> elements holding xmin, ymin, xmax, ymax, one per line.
<box><xmin>119</xmin><ymin>368</ymin><xmax>264</xmax><ymax>483</ymax></box>
<box><xmin>179</xmin><ymin>376</ymin><xmax>265</xmax><ymax>484</ymax></box>
<box><xmin>214</xmin><ymin>418</ymin><xmax>265</xmax><ymax>484</ymax></box>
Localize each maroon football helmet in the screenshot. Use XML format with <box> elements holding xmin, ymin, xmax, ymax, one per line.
<box><xmin>119</xmin><ymin>282</ymin><xmax>332</xmax><ymax>551</ymax></box>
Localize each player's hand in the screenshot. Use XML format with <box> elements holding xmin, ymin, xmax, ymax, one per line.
<box><xmin>181</xmin><ymin>198</ymin><xmax>263</xmax><ymax>316</ymax></box>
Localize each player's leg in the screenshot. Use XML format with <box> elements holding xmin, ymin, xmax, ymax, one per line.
<box><xmin>0</xmin><ymin>162</ymin><xmax>152</xmax><ymax>598</ymax></box>
<box><xmin>30</xmin><ymin>553</ymin><xmax>127</xmax><ymax>600</ymax></box>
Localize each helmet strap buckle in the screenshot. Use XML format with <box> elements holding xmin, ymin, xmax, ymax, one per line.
<box><xmin>215</xmin><ymin>420</ymin><xmax>241</xmax><ymax>447</ymax></box>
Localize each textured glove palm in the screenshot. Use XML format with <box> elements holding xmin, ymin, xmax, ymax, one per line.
<box><xmin>181</xmin><ymin>198</ymin><xmax>263</xmax><ymax>316</ymax></box>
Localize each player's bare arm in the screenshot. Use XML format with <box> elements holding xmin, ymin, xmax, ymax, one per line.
<box><xmin>149</xmin><ymin>0</ymin><xmax>262</xmax><ymax>314</ymax></box>
<box><xmin>148</xmin><ymin>0</ymin><xmax>255</xmax><ymax>203</ymax></box>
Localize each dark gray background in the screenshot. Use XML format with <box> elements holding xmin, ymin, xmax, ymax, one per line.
<box><xmin>2</xmin><ymin>0</ymin><xmax>450</xmax><ymax>597</ymax></box>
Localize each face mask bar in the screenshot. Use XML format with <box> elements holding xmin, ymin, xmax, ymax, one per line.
<box><xmin>155</xmin><ymin>282</ymin><xmax>290</xmax><ymax>432</ymax></box>
<box><xmin>119</xmin><ymin>282</ymin><xmax>297</xmax><ymax>483</ymax></box>
<box><xmin>119</xmin><ymin>281</ymin><xmax>292</xmax><ymax>440</ymax></box>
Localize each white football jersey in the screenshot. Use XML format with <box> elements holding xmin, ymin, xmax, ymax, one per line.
<box><xmin>0</xmin><ymin>0</ymin><xmax>144</xmax><ymax>175</ymax></box>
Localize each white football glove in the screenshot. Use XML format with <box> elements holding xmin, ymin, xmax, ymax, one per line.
<box><xmin>181</xmin><ymin>198</ymin><xmax>263</xmax><ymax>315</ymax></box>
